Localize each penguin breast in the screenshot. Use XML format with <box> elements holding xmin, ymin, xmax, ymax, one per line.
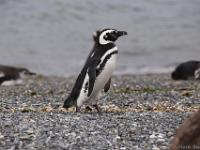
<box><xmin>93</xmin><ymin>53</ymin><xmax>117</xmax><ymax>94</ymax></box>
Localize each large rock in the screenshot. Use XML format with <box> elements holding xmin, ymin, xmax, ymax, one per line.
<box><xmin>170</xmin><ymin>110</ymin><xmax>200</xmax><ymax>150</ymax></box>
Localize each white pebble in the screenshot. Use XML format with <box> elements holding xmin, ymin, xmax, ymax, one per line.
<box><xmin>157</xmin><ymin>133</ymin><xmax>165</xmax><ymax>138</ymax></box>
<box><xmin>152</xmin><ymin>145</ymin><xmax>160</xmax><ymax>150</ymax></box>
<box><xmin>149</xmin><ymin>134</ymin><xmax>156</xmax><ymax>139</ymax></box>
<box><xmin>157</xmin><ymin>138</ymin><xmax>165</xmax><ymax>142</ymax></box>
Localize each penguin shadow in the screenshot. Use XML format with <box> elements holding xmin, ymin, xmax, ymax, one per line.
<box><xmin>59</xmin><ymin>102</ymin><xmax>121</xmax><ymax>114</ymax></box>
<box><xmin>60</xmin><ymin>105</ymin><xmax>105</xmax><ymax>114</ymax></box>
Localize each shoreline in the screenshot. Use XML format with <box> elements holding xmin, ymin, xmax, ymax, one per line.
<box><xmin>0</xmin><ymin>73</ymin><xmax>199</xmax><ymax>149</ymax></box>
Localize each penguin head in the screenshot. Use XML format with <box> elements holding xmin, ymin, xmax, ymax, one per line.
<box><xmin>18</xmin><ymin>68</ymin><xmax>36</xmax><ymax>78</ymax></box>
<box><xmin>93</xmin><ymin>28</ymin><xmax>127</xmax><ymax>45</ymax></box>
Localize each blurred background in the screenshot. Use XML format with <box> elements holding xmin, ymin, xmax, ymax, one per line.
<box><xmin>0</xmin><ymin>0</ymin><xmax>199</xmax><ymax>76</ymax></box>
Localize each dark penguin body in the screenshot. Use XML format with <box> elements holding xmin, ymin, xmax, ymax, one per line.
<box><xmin>63</xmin><ymin>28</ymin><xmax>127</xmax><ymax>112</ymax></box>
<box><xmin>0</xmin><ymin>65</ymin><xmax>35</xmax><ymax>85</ymax></box>
<box><xmin>171</xmin><ymin>60</ymin><xmax>200</xmax><ymax>80</ymax></box>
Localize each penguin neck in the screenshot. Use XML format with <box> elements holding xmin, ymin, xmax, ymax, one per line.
<box><xmin>95</xmin><ymin>42</ymin><xmax>116</xmax><ymax>51</ymax></box>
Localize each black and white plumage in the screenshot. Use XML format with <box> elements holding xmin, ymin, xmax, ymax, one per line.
<box><xmin>63</xmin><ymin>28</ymin><xmax>127</xmax><ymax>112</ymax></box>
<box><xmin>0</xmin><ymin>65</ymin><xmax>36</xmax><ymax>86</ymax></box>
<box><xmin>171</xmin><ymin>60</ymin><xmax>200</xmax><ymax>80</ymax></box>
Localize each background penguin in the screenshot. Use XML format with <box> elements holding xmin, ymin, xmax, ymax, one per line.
<box><xmin>63</xmin><ymin>28</ymin><xmax>127</xmax><ymax>112</ymax></box>
<box><xmin>171</xmin><ymin>60</ymin><xmax>200</xmax><ymax>80</ymax></box>
<box><xmin>0</xmin><ymin>65</ymin><xmax>36</xmax><ymax>86</ymax></box>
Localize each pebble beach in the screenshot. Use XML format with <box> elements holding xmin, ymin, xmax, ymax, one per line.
<box><xmin>0</xmin><ymin>74</ymin><xmax>200</xmax><ymax>149</ymax></box>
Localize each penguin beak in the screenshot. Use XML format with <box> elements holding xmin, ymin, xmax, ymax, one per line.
<box><xmin>25</xmin><ymin>71</ymin><xmax>36</xmax><ymax>76</ymax></box>
<box><xmin>28</xmin><ymin>72</ymin><xmax>36</xmax><ymax>75</ymax></box>
<box><xmin>117</xmin><ymin>31</ymin><xmax>128</xmax><ymax>37</ymax></box>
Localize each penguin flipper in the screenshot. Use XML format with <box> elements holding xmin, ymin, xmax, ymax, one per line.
<box><xmin>0</xmin><ymin>78</ymin><xmax>4</xmax><ymax>85</ymax></box>
<box><xmin>87</xmin><ymin>59</ymin><xmax>99</xmax><ymax>97</ymax></box>
<box><xmin>63</xmin><ymin>95</ymin><xmax>75</xmax><ymax>109</ymax></box>
<box><xmin>0</xmin><ymin>76</ymin><xmax>12</xmax><ymax>85</ymax></box>
<box><xmin>104</xmin><ymin>78</ymin><xmax>111</xmax><ymax>92</ymax></box>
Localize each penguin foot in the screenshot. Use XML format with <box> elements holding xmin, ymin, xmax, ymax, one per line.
<box><xmin>76</xmin><ymin>106</ymin><xmax>81</xmax><ymax>112</ymax></box>
<box><xmin>92</xmin><ymin>104</ymin><xmax>101</xmax><ymax>112</ymax></box>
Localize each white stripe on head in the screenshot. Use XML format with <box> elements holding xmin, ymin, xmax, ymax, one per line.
<box><xmin>99</xmin><ymin>29</ymin><xmax>115</xmax><ymax>45</ymax></box>
<box><xmin>0</xmin><ymin>72</ymin><xmax>5</xmax><ymax>78</ymax></box>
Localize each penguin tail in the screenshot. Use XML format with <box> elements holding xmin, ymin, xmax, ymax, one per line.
<box><xmin>63</xmin><ymin>96</ymin><xmax>75</xmax><ymax>109</ymax></box>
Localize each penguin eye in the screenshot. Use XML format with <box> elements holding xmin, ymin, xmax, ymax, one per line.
<box><xmin>112</xmin><ymin>31</ymin><xmax>116</xmax><ymax>34</ymax></box>
<box><xmin>104</xmin><ymin>35</ymin><xmax>108</xmax><ymax>39</ymax></box>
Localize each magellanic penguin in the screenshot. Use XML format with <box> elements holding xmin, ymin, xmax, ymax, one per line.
<box><xmin>0</xmin><ymin>65</ymin><xmax>36</xmax><ymax>86</ymax></box>
<box><xmin>171</xmin><ymin>60</ymin><xmax>200</xmax><ymax>80</ymax></box>
<box><xmin>63</xmin><ymin>28</ymin><xmax>127</xmax><ymax>112</ymax></box>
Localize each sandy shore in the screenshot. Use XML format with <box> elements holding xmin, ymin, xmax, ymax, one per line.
<box><xmin>0</xmin><ymin>74</ymin><xmax>199</xmax><ymax>149</ymax></box>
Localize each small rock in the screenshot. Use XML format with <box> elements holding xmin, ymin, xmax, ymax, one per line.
<box><xmin>152</xmin><ymin>145</ymin><xmax>160</xmax><ymax>150</ymax></box>
<box><xmin>181</xmin><ymin>90</ymin><xmax>192</xmax><ymax>97</ymax></box>
<box><xmin>157</xmin><ymin>138</ymin><xmax>165</xmax><ymax>142</ymax></box>
<box><xmin>160</xmin><ymin>146</ymin><xmax>168</xmax><ymax>150</ymax></box>
<box><xmin>120</xmin><ymin>146</ymin><xmax>126</xmax><ymax>150</ymax></box>
<box><xmin>150</xmin><ymin>134</ymin><xmax>156</xmax><ymax>139</ymax></box>
<box><xmin>113</xmin><ymin>83</ymin><xmax>117</xmax><ymax>87</ymax></box>
<box><xmin>25</xmin><ymin>128</ymin><xmax>34</xmax><ymax>135</ymax></box>
<box><xmin>20</xmin><ymin>135</ymin><xmax>31</xmax><ymax>140</ymax></box>
<box><xmin>157</xmin><ymin>133</ymin><xmax>165</xmax><ymax>139</ymax></box>
<box><xmin>41</xmin><ymin>106</ymin><xmax>53</xmax><ymax>112</ymax></box>
<box><xmin>26</xmin><ymin>90</ymin><xmax>37</xmax><ymax>96</ymax></box>
<box><xmin>115</xmin><ymin>135</ymin><xmax>121</xmax><ymax>140</ymax></box>
<box><xmin>0</xmin><ymin>133</ymin><xmax>4</xmax><ymax>140</ymax></box>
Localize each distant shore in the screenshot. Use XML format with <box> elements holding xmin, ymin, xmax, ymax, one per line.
<box><xmin>0</xmin><ymin>73</ymin><xmax>199</xmax><ymax>149</ymax></box>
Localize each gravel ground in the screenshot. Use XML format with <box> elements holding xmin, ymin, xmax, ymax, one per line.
<box><xmin>0</xmin><ymin>74</ymin><xmax>200</xmax><ymax>150</ymax></box>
